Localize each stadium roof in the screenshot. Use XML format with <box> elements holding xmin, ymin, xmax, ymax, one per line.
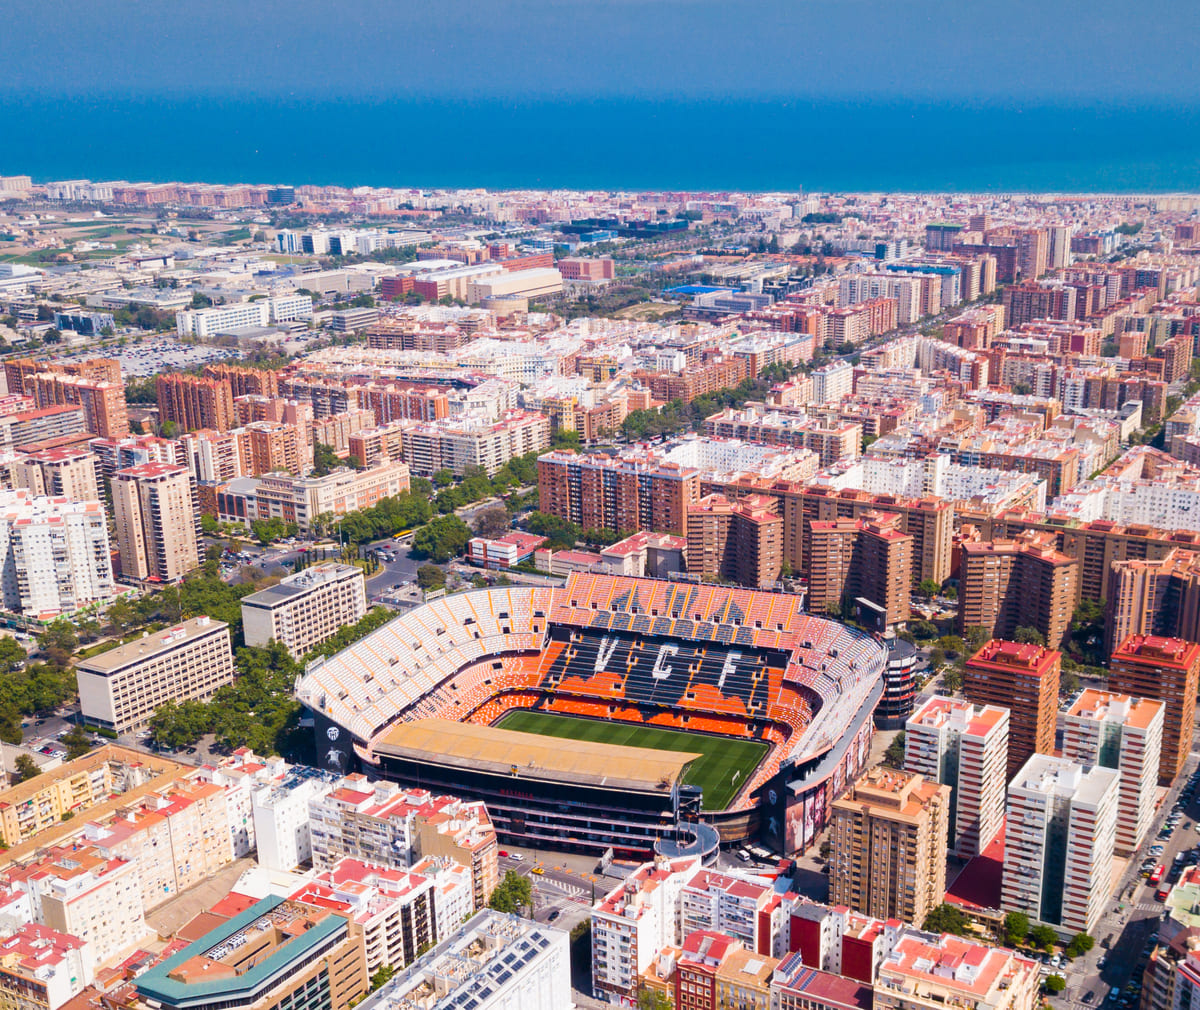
<box><xmin>375</xmin><ymin>719</ymin><xmax>699</xmax><ymax>793</ymax></box>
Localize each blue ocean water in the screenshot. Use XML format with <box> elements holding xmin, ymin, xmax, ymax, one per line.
<box><xmin>3</xmin><ymin>94</ymin><xmax>1200</xmax><ymax>192</ymax></box>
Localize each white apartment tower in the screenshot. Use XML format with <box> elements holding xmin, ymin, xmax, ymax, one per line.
<box><xmin>905</xmin><ymin>696</ymin><xmax>1009</xmax><ymax>859</ymax></box>
<box><xmin>1063</xmin><ymin>689</ymin><xmax>1164</xmax><ymax>857</ymax></box>
<box><xmin>1002</xmin><ymin>754</ymin><xmax>1119</xmax><ymax>934</ymax></box>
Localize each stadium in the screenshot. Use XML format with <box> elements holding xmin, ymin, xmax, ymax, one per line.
<box><xmin>296</xmin><ymin>573</ymin><xmax>885</xmax><ymax>860</ymax></box>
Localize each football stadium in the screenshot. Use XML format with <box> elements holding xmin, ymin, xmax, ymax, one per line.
<box><xmin>296</xmin><ymin>573</ymin><xmax>885</xmax><ymax>859</ymax></box>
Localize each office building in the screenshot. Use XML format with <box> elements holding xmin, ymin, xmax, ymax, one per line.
<box><xmin>242</xmin><ymin>563</ymin><xmax>367</xmax><ymax>659</ymax></box>
<box><xmin>874</xmin><ymin>931</ymin><xmax>1040</xmax><ymax>1010</ymax></box>
<box><xmin>10</xmin><ymin>447</ymin><xmax>101</xmax><ymax>502</ymax></box>
<box><xmin>131</xmin><ymin>896</ymin><xmax>367</xmax><ymax>1010</ymax></box>
<box><xmin>0</xmin><ymin>923</ymin><xmax>94</xmax><ymax>1010</ymax></box>
<box><xmin>963</xmin><ymin>640</ymin><xmax>1060</xmax><ymax>780</ymax></box>
<box><xmin>806</xmin><ymin>511</ymin><xmax>913</xmax><ymax>625</ymax></box>
<box><xmin>957</xmin><ymin>536</ymin><xmax>1078</xmax><ymax>649</ymax></box>
<box><xmin>1109</xmin><ymin>635</ymin><xmax>1200</xmax><ymax>785</ymax></box>
<box><xmin>156</xmin><ymin>373</ymin><xmax>236</xmax><ymax>432</ymax></box>
<box><xmin>905</xmin><ymin>697</ymin><xmax>1009</xmax><ymax>859</ymax></box>
<box><xmin>76</xmin><ymin>616</ymin><xmax>234</xmax><ymax>734</ymax></box>
<box><xmin>111</xmin><ymin>463</ymin><xmax>201</xmax><ymax>584</ymax></box>
<box><xmin>685</xmin><ymin>492</ymin><xmax>783</xmax><ymax>589</ymax></box>
<box><xmin>591</xmin><ymin>855</ymin><xmax>702</xmax><ymax>1002</ymax></box>
<box><xmin>1002</xmin><ymin>754</ymin><xmax>1119</xmax><ymax>934</ymax></box>
<box><xmin>174</xmin><ymin>300</ymin><xmax>271</xmax><ymax>337</ymax></box>
<box><xmin>1063</xmin><ymin>689</ymin><xmax>1164</xmax><ymax>856</ymax></box>
<box><xmin>828</xmin><ymin>767</ymin><xmax>950</xmax><ymax>924</ymax></box>
<box><xmin>355</xmin><ymin>910</ymin><xmax>569</xmax><ymax>1010</ymax></box>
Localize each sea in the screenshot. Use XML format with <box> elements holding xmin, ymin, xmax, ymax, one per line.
<box><xmin>4</xmin><ymin>94</ymin><xmax>1200</xmax><ymax>193</ymax></box>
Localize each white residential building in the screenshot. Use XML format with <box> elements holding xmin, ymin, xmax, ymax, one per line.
<box><xmin>251</xmin><ymin>765</ymin><xmax>339</xmax><ymax>872</ymax></box>
<box><xmin>410</xmin><ymin>856</ymin><xmax>473</xmax><ymax>945</ymax></box>
<box><xmin>679</xmin><ymin>868</ymin><xmax>787</xmax><ymax>956</ymax></box>
<box><xmin>1002</xmin><ymin>754</ymin><xmax>1119</xmax><ymax>933</ymax></box>
<box><xmin>1063</xmin><ymin>689</ymin><xmax>1164</xmax><ymax>857</ymax></box>
<box><xmin>905</xmin><ymin>697</ymin><xmax>1009</xmax><ymax>859</ymax></box>
<box><xmin>811</xmin><ymin>360</ymin><xmax>853</xmax><ymax>405</ymax></box>
<box><xmin>0</xmin><ymin>491</ymin><xmax>113</xmax><ymax>618</ymax></box>
<box><xmin>590</xmin><ymin>855</ymin><xmax>702</xmax><ymax>1003</ymax></box>
<box><xmin>0</xmin><ymin>923</ymin><xmax>94</xmax><ymax>1010</ymax></box>
<box><xmin>193</xmin><ymin>750</ymin><xmax>294</xmax><ymax>857</ymax></box>
<box><xmin>357</xmin><ymin>910</ymin><xmax>569</xmax><ymax>1010</ymax></box>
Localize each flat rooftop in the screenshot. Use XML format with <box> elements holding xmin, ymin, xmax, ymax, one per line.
<box><xmin>241</xmin><ymin>563</ymin><xmax>361</xmax><ymax>608</ymax></box>
<box><xmin>375</xmin><ymin>718</ymin><xmax>699</xmax><ymax>793</ymax></box>
<box><xmin>77</xmin><ymin>616</ymin><xmax>227</xmax><ymax>674</ymax></box>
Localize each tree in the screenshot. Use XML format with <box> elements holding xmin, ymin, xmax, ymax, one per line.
<box><xmin>637</xmin><ymin>989</ymin><xmax>674</xmax><ymax>1010</ymax></box>
<box><xmin>411</xmin><ymin>516</ymin><xmax>471</xmax><ymax>564</ymax></box>
<box><xmin>369</xmin><ymin>966</ymin><xmax>395</xmax><ymax>991</ymax></box>
<box><xmin>1029</xmin><ymin>924</ymin><xmax>1057</xmax><ymax>952</ymax></box>
<box><xmin>416</xmin><ymin>564</ymin><xmax>446</xmax><ymax>591</ymax></box>
<box><xmin>472</xmin><ymin>506</ymin><xmax>511</xmax><ymax>540</ymax></box>
<box><xmin>964</xmin><ymin>625</ymin><xmax>990</xmax><ymax>653</ymax></box>
<box><xmin>1004</xmin><ymin>911</ymin><xmax>1029</xmax><ymax>946</ymax></box>
<box><xmin>1044</xmin><ymin>976</ymin><xmax>1066</xmax><ymax>994</ymax></box>
<box><xmin>523</xmin><ymin>512</ymin><xmax>581</xmax><ymax>552</ymax></box>
<box><xmin>919</xmin><ymin>578</ymin><xmax>942</xmax><ymax>599</ymax></box>
<box><xmin>61</xmin><ymin>724</ymin><xmax>92</xmax><ymax>760</ymax></box>
<box><xmin>1061</xmin><ymin>669</ymin><xmax>1080</xmax><ymax>696</ymax></box>
<box><xmin>929</xmin><ymin>647</ymin><xmax>946</xmax><ymax>669</ymax></box>
<box><xmin>944</xmin><ymin>586</ymin><xmax>957</xmax><ymax>601</ymax></box>
<box><xmin>312</xmin><ymin>443</ymin><xmax>340</xmax><ymax>477</ymax></box>
<box><xmin>200</xmin><ymin>513</ymin><xmax>221</xmax><ymax>535</ymax></box>
<box><xmin>12</xmin><ymin>754</ymin><xmax>40</xmax><ymax>784</ymax></box>
<box><xmin>488</xmin><ymin>870</ymin><xmax>532</xmax><ymax>914</ymax></box>
<box><xmin>1066</xmin><ymin>933</ymin><xmax>1095</xmax><ymax>958</ymax></box>
<box><xmin>922</xmin><ymin>903</ymin><xmax>970</xmax><ymax>936</ymax></box>
<box><xmin>909</xmin><ymin>619</ymin><xmax>938</xmax><ymax>640</ymax></box>
<box><xmin>432</xmin><ymin>469</ymin><xmax>455</xmax><ymax>488</ymax></box>
<box><xmin>0</xmin><ymin>637</ymin><xmax>26</xmax><ymax>674</ymax></box>
<box><xmin>883</xmin><ymin>731</ymin><xmax>906</xmax><ymax>768</ymax></box>
<box><xmin>1014</xmin><ymin>626</ymin><xmax>1045</xmax><ymax>646</ymax></box>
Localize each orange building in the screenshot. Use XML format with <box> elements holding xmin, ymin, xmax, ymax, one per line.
<box><xmin>806</xmin><ymin>510</ymin><xmax>912</xmax><ymax>625</ymax></box>
<box><xmin>685</xmin><ymin>492</ymin><xmax>783</xmax><ymax>589</ymax></box>
<box><xmin>156</xmin><ymin>374</ymin><xmax>235</xmax><ymax>432</ymax></box>
<box><xmin>1109</xmin><ymin>634</ymin><xmax>1200</xmax><ymax>784</ymax></box>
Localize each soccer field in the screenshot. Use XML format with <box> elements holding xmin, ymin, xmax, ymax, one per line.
<box><xmin>495</xmin><ymin>710</ymin><xmax>768</xmax><ymax>811</ymax></box>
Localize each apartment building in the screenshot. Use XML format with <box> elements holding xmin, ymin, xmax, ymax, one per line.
<box><xmin>874</xmin><ymin>931</ymin><xmax>1040</xmax><ymax>1010</ymax></box>
<box><xmin>703</xmin><ymin>407</ymin><xmax>862</xmax><ymax>467</ymax></box>
<box><xmin>772</xmin><ymin>955</ymin><xmax>875</xmax><ymax>1010</ymax></box>
<box><xmin>806</xmin><ymin>511</ymin><xmax>913</xmax><ymax>625</ymax></box>
<box><xmin>203</xmin><ymin>362</ymin><xmax>281</xmax><ymax>398</ymax></box>
<box><xmin>1109</xmin><ymin>635</ymin><xmax>1200</xmax><ymax>785</ymax></box>
<box><xmin>76</xmin><ymin>617</ymin><xmax>234</xmax><ymax>734</ymax></box>
<box><xmin>346</xmin><ymin>421</ymin><xmax>406</xmax><ymax>467</ymax></box>
<box><xmin>251</xmin><ymin>765</ymin><xmax>340</xmax><ymax>873</ymax></box>
<box><xmin>10</xmin><ymin>448</ymin><xmax>101</xmax><ymax>502</ymax></box>
<box><xmin>0</xmin><ymin>923</ymin><xmax>94</xmax><ymax>1010</ymax></box>
<box><xmin>242</xmin><ymin>420</ymin><xmax>311</xmax><ymax>476</ymax></box>
<box><xmin>1002</xmin><ymin>754</ymin><xmax>1119</xmax><ymax>934</ymax></box>
<box><xmin>963</xmin><ymin>640</ymin><xmax>1060</xmax><ymax>780</ymax></box>
<box><xmin>254</xmin><ymin>461</ymin><xmax>411</xmax><ymax>532</ymax></box>
<box><xmin>685</xmin><ymin>492</ymin><xmax>783</xmax><ymax>589</ymax></box>
<box><xmin>155</xmin><ymin>374</ymin><xmax>235</xmax><ymax>432</ymax></box>
<box><xmin>307</xmin><ymin>775</ymin><xmax>499</xmax><ymax>910</ymax></box>
<box><xmin>397</xmin><ymin>410</ymin><xmax>550</xmax><ymax>477</ymax></box>
<box><xmin>591</xmin><ymin>855</ymin><xmax>702</xmax><ymax>1002</ymax></box>
<box><xmin>0</xmin><ymin>492</ymin><xmax>113</xmax><ymax>618</ymax></box>
<box><xmin>25</xmin><ymin>374</ymin><xmax>128</xmax><ymax>440</ymax></box>
<box><xmin>1063</xmin><ymin>689</ymin><xmax>1164</xmax><ymax>856</ymax></box>
<box><xmin>288</xmin><ymin>859</ymin><xmax>437</xmax><ymax>974</ymax></box>
<box><xmin>957</xmin><ymin>535</ymin><xmax>1078</xmax><ymax>648</ymax></box>
<box><xmin>111</xmin><ymin>463</ymin><xmax>201</xmax><ymax>584</ymax></box>
<box><xmin>355</xmin><ymin>910</ymin><xmax>569</xmax><ymax>1010</ymax></box>
<box><xmin>905</xmin><ymin>697</ymin><xmax>1009</xmax><ymax>859</ymax></box>
<box><xmin>131</xmin><ymin>896</ymin><xmax>366</xmax><ymax>1010</ymax></box>
<box><xmin>5</xmin><ymin>845</ymin><xmax>146</xmax><ymax>965</ymax></box>
<box><xmin>811</xmin><ymin>360</ymin><xmax>853</xmax><ymax>405</ymax></box>
<box><xmin>242</xmin><ymin>563</ymin><xmax>367</xmax><ymax>659</ymax></box>
<box><xmin>1105</xmin><ymin>549</ymin><xmax>1200</xmax><ymax>653</ymax></box>
<box><xmin>828</xmin><ymin>767</ymin><xmax>950</xmax><ymax>924</ymax></box>
<box><xmin>680</xmin><ymin>869</ymin><xmax>785</xmax><ymax>957</ymax></box>
<box><xmin>0</xmin><ymin>407</ymin><xmax>88</xmax><ymax>452</ymax></box>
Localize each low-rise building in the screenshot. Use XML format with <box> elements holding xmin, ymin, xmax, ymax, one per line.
<box><xmin>874</xmin><ymin>931</ymin><xmax>1040</xmax><ymax>1010</ymax></box>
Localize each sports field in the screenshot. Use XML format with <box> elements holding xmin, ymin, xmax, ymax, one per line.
<box><xmin>494</xmin><ymin>710</ymin><xmax>768</xmax><ymax>811</ymax></box>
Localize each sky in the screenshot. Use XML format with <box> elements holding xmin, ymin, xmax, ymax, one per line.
<box><xmin>7</xmin><ymin>0</ymin><xmax>1199</xmax><ymax>103</ymax></box>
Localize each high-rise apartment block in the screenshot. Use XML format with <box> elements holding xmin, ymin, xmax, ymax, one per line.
<box><xmin>242</xmin><ymin>563</ymin><xmax>367</xmax><ymax>659</ymax></box>
<box><xmin>1105</xmin><ymin>550</ymin><xmax>1200</xmax><ymax>654</ymax></box>
<box><xmin>685</xmin><ymin>492</ymin><xmax>783</xmax><ymax>588</ymax></box>
<box><xmin>1002</xmin><ymin>754</ymin><xmax>1119</xmax><ymax>934</ymax></box>
<box><xmin>111</xmin><ymin>462</ymin><xmax>200</xmax><ymax>583</ymax></box>
<box><xmin>963</xmin><ymin>640</ymin><xmax>1060</xmax><ymax>780</ymax></box>
<box><xmin>396</xmin><ymin>410</ymin><xmax>550</xmax><ymax>477</ymax></box>
<box><xmin>0</xmin><ymin>491</ymin><xmax>113</xmax><ymax>617</ymax></box>
<box><xmin>829</xmin><ymin>767</ymin><xmax>950</xmax><ymax>924</ymax></box>
<box><xmin>905</xmin><ymin>697</ymin><xmax>1009</xmax><ymax>859</ymax></box>
<box><xmin>1063</xmin><ymin>689</ymin><xmax>1164</xmax><ymax>856</ymax></box>
<box><xmin>11</xmin><ymin>447</ymin><xmax>101</xmax><ymax>502</ymax></box>
<box><xmin>25</xmin><ymin>372</ymin><xmax>129</xmax><ymax>439</ymax></box>
<box><xmin>806</xmin><ymin>510</ymin><xmax>913</xmax><ymax>625</ymax></box>
<box><xmin>76</xmin><ymin>616</ymin><xmax>234</xmax><ymax>734</ymax></box>
<box><xmin>1109</xmin><ymin>634</ymin><xmax>1200</xmax><ymax>785</ymax></box>
<box><xmin>957</xmin><ymin>536</ymin><xmax>1077</xmax><ymax>648</ymax></box>
<box><xmin>156</xmin><ymin>373</ymin><xmax>235</xmax><ymax>432</ymax></box>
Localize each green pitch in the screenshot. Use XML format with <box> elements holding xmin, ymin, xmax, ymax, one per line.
<box><xmin>494</xmin><ymin>710</ymin><xmax>769</xmax><ymax>811</ymax></box>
